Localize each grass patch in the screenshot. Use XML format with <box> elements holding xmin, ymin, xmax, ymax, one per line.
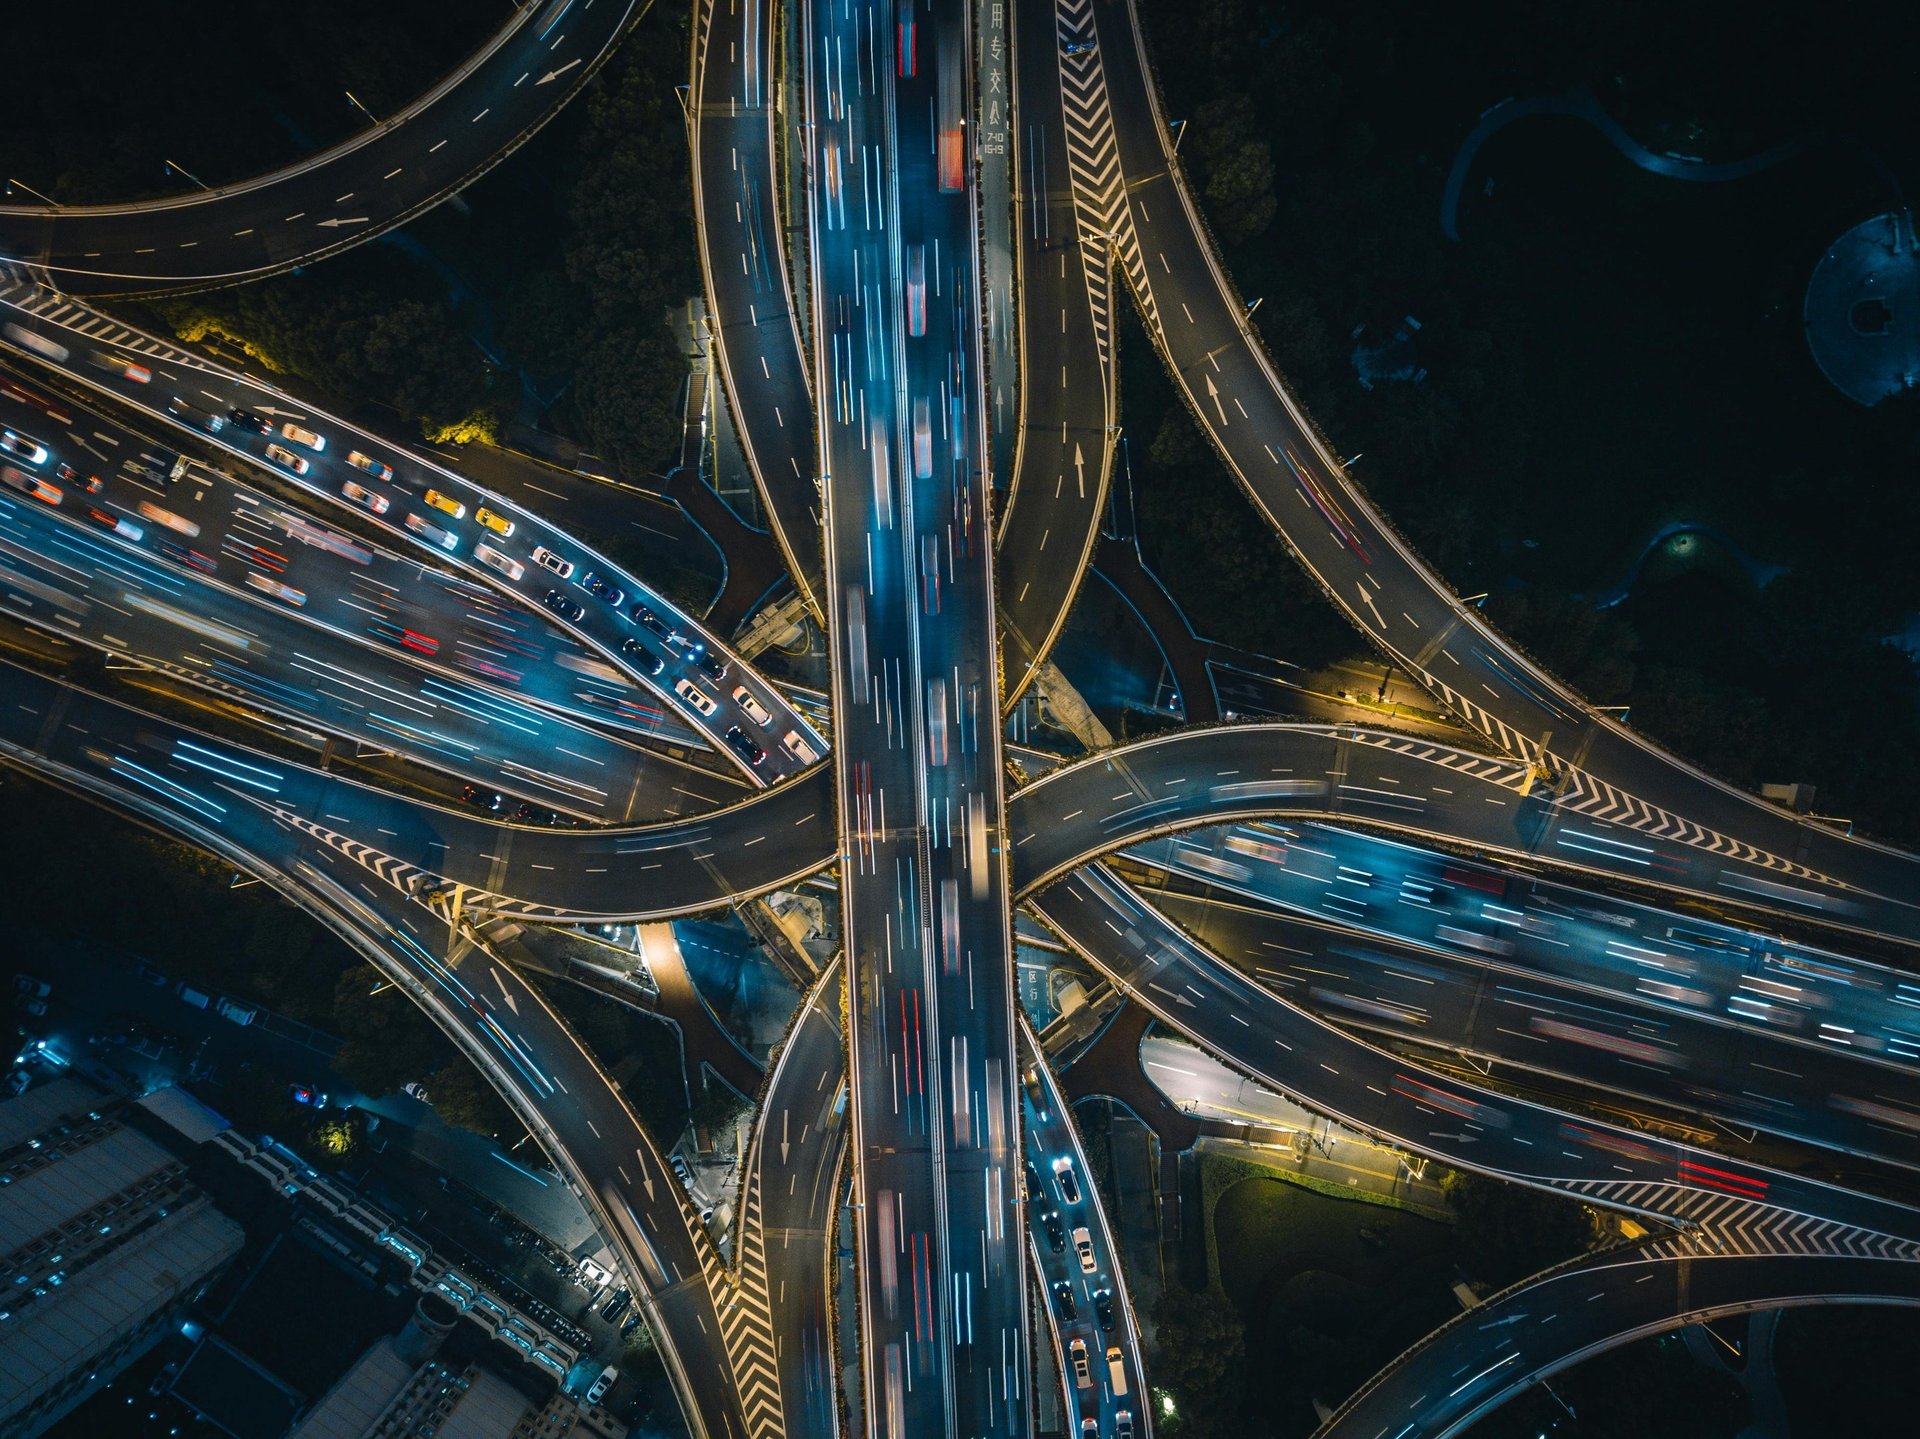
<box><xmin>1200</xmin><ymin>1150</ymin><xmax>1461</xmax><ymax>1436</ymax></box>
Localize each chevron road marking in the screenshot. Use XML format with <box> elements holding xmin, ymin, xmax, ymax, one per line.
<box><xmin>700</xmin><ymin>1177</ymin><xmax>786</xmax><ymax>1439</ymax></box>
<box><xmin>253</xmin><ymin>792</ymin><xmax>789</xmax><ymax>1431</ymax></box>
<box><xmin>249</xmin><ymin>793</ymin><xmax>790</xmax><ymax>1430</ymax></box>
<box><xmin>1342</xmin><ymin>729</ymin><xmax>1534</xmax><ymax>793</ymax></box>
<box><xmin>1561</xmin><ymin>1177</ymin><xmax>1920</xmax><ymax>1263</ymax></box>
<box><xmin>1053</xmin><ymin>0</ymin><xmax>1157</xmax><ymax>361</ymax></box>
<box><xmin>1397</xmin><ymin>667</ymin><xmax>1841</xmax><ymax>883</ymax></box>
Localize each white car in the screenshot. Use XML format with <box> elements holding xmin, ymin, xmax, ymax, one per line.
<box><xmin>674</xmin><ymin>678</ymin><xmax>718</xmax><ymax>717</ymax></box>
<box><xmin>280</xmin><ymin>422</ymin><xmax>327</xmax><ymax>451</ymax></box>
<box><xmin>1072</xmin><ymin>1225</ymin><xmax>1096</xmax><ymax>1273</ymax></box>
<box><xmin>532</xmin><ymin>545</ymin><xmax>575</xmax><ymax>579</ymax></box>
<box><xmin>732</xmin><ymin>687</ymin><xmax>772</xmax><ymax>726</ymax></box>
<box><xmin>347</xmin><ymin>450</ymin><xmax>393</xmax><ymax>481</ymax></box>
<box><xmin>264</xmin><ymin>443</ymin><xmax>309</xmax><ymax>476</ymax></box>
<box><xmin>475</xmin><ymin>543</ymin><xmax>524</xmax><ymax>581</ymax></box>
<box><xmin>586</xmin><ymin>1366</ymin><xmax>618</xmax><ymax>1406</ymax></box>
<box><xmin>404</xmin><ymin>512</ymin><xmax>459</xmax><ymax>550</ymax></box>
<box><xmin>340</xmin><ymin>481</ymin><xmax>390</xmax><ymax>514</ymax></box>
<box><xmin>912</xmin><ymin>399</ymin><xmax>932</xmax><ymax>479</ymax></box>
<box><xmin>0</xmin><ymin>430</ymin><xmax>48</xmax><ymax>466</ymax></box>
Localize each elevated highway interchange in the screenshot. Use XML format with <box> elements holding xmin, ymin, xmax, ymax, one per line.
<box><xmin>5</xmin><ymin>2</ymin><xmax>1920</xmax><ymax>1437</ymax></box>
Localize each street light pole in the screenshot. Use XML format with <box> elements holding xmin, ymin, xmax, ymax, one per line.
<box><xmin>346</xmin><ymin>90</ymin><xmax>381</xmax><ymax>125</ymax></box>
<box><xmin>165</xmin><ymin>159</ymin><xmax>212</xmax><ymax>192</ymax></box>
<box><xmin>4</xmin><ymin>177</ymin><xmax>59</xmax><ymax>207</ymax></box>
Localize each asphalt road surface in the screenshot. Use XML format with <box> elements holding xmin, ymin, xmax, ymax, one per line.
<box><xmin>0</xmin><ymin>0</ymin><xmax>645</xmax><ymax>293</ymax></box>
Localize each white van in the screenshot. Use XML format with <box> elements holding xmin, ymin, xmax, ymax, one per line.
<box><xmin>1106</xmin><ymin>1345</ymin><xmax>1127</xmax><ymax>1397</ymax></box>
<box><xmin>405</xmin><ymin>512</ymin><xmax>460</xmax><ymax>551</ymax></box>
<box><xmin>475</xmin><ymin>543</ymin><xmax>524</xmax><ymax>581</ymax></box>
<box><xmin>1067</xmin><ymin>1338</ymin><xmax>1092</xmax><ymax>1390</ymax></box>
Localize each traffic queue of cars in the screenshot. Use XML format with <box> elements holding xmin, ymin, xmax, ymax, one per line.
<box><xmin>229</xmin><ymin>408</ymin><xmax>802</xmax><ymax>770</ymax></box>
<box><xmin>0</xmin><ymin>341</ymin><xmax>814</xmax><ymax>781</ymax></box>
<box><xmin>1026</xmin><ymin>1068</ymin><xmax>1136</xmax><ymax>1439</ymax></box>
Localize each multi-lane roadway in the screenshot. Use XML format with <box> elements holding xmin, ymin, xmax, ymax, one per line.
<box><xmin>1032</xmin><ymin>865</ymin><xmax>1920</xmax><ymax>1257</ymax></box>
<box><xmin>809</xmin><ymin>1</ymin><xmax>1028</xmax><ymax>1432</ymax></box>
<box><xmin>690</xmin><ymin>0</ymin><xmax>826</xmax><ymax>617</ymax></box>
<box><xmin>8</xmin><ymin>5</ymin><xmax>1920</xmax><ymax>1438</ymax></box>
<box><xmin>0</xmin><ymin>283</ymin><xmax>829</xmax><ymax>782</ymax></box>
<box><xmin>1126</xmin><ymin>822</ymin><xmax>1920</xmax><ymax>1169</ymax></box>
<box><xmin>0</xmin><ymin>0</ymin><xmax>646</xmax><ymax>293</ymax></box>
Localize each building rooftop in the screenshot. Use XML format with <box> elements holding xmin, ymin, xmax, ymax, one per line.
<box><xmin>0</xmin><ymin>1077</ymin><xmax>244</xmax><ymax>1430</ymax></box>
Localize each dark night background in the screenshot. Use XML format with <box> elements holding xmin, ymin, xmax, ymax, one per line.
<box><xmin>6</xmin><ymin>2</ymin><xmax>1920</xmax><ymax>1436</ymax></box>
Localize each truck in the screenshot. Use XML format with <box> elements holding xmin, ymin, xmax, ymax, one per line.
<box><xmin>176</xmin><ymin>983</ymin><xmax>211</xmax><ymax>1010</ymax></box>
<box><xmin>215</xmin><ymin>998</ymin><xmax>257</xmax><ymax>1026</ymax></box>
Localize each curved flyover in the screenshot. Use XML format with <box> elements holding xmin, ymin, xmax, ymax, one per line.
<box><xmin>689</xmin><ymin>0</ymin><xmax>825</xmax><ymax>617</ymax></box>
<box><xmin>0</xmin><ymin>0</ymin><xmax>647</xmax><ymax>295</ymax></box>
<box><xmin>1030</xmin><ymin>863</ymin><xmax>1920</xmax><ymax>1254</ymax></box>
<box><xmin>1316</xmin><ymin>1246</ymin><xmax>1920</xmax><ymax>1439</ymax></box>
<box><xmin>1087</xmin><ymin>0</ymin><xmax>1920</xmax><ymax>931</ymax></box>
<box><xmin>12</xmin><ymin>663</ymin><xmax>1913</xmax><ymax>953</ymax></box>
<box><xmin>1002</xmin><ymin>724</ymin><xmax>1920</xmax><ymax>949</ymax></box>
<box><xmin>0</xmin><ymin>689</ymin><xmax>752</xmax><ymax>1439</ymax></box>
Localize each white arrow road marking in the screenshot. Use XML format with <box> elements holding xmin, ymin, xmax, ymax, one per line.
<box><xmin>316</xmin><ymin>216</ymin><xmax>370</xmax><ymax>228</ymax></box>
<box><xmin>489</xmin><ymin>966</ymin><xmax>519</xmax><ymax>1014</ymax></box>
<box><xmin>1072</xmin><ymin>442</ymin><xmax>1086</xmax><ymax>498</ymax></box>
<box><xmin>636</xmin><ymin>1149</ymin><xmax>655</xmax><ymax>1200</ymax></box>
<box><xmin>1358</xmin><ymin>582</ymin><xmax>1387</xmax><ymax>630</ymax></box>
<box><xmin>539</xmin><ymin>58</ymin><xmax>584</xmax><ymax>85</ymax></box>
<box><xmin>1204</xmin><ymin>374</ymin><xmax>1229</xmax><ymax>426</ymax></box>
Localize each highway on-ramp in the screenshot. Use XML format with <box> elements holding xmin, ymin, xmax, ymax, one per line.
<box><xmin>691</xmin><ymin>0</ymin><xmax>825</xmax><ymax>616</ymax></box>
<box><xmin>994</xmin><ymin>0</ymin><xmax>1119</xmax><ymax>707</ymax></box>
<box><xmin>1086</xmin><ymin>0</ymin><xmax>1920</xmax><ymax>928</ymax></box>
<box><xmin>0</xmin><ymin>0</ymin><xmax>646</xmax><ymax>294</ymax></box>
<box><xmin>1031</xmin><ymin>864</ymin><xmax>1920</xmax><ymax>1256</ymax></box>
